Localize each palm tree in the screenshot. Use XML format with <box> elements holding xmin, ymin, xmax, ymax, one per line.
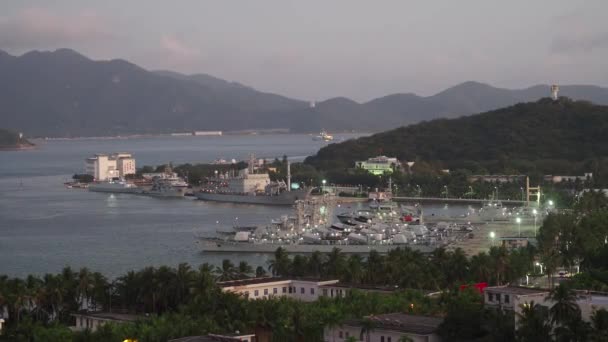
<box><xmin>268</xmin><ymin>247</ymin><xmax>291</xmax><ymax>276</ymax></box>
<box><xmin>215</xmin><ymin>259</ymin><xmax>238</xmax><ymax>281</ymax></box>
<box><xmin>398</xmin><ymin>336</ymin><xmax>414</xmax><ymax>342</ymax></box>
<box><xmin>255</xmin><ymin>266</ymin><xmax>267</xmax><ymax>277</ymax></box>
<box><xmin>546</xmin><ymin>283</ymin><xmax>581</xmax><ymax>326</ymax></box>
<box><xmin>470</xmin><ymin>252</ymin><xmax>492</xmax><ymax>283</ymax></box>
<box><xmin>515</xmin><ymin>301</ymin><xmax>552</xmax><ymax>342</ymax></box>
<box><xmin>346</xmin><ymin>254</ymin><xmax>364</xmax><ymax>284</ymax></box>
<box><xmin>489</xmin><ymin>246</ymin><xmax>509</xmax><ymax>285</ymax></box>
<box><xmin>590</xmin><ymin>308</ymin><xmax>608</xmax><ymax>341</ymax></box>
<box><xmin>76</xmin><ymin>267</ymin><xmax>93</xmax><ymax>310</ymax></box>
<box><xmin>359</xmin><ymin>317</ymin><xmax>377</xmax><ymax>342</ymax></box>
<box><xmin>174</xmin><ymin>263</ymin><xmax>195</xmax><ymax>306</ymax></box>
<box><xmin>307</xmin><ymin>251</ymin><xmax>325</xmax><ymax>278</ymax></box>
<box><xmin>325</xmin><ymin>248</ymin><xmax>346</xmax><ymax>278</ymax></box>
<box><xmin>237</xmin><ymin>261</ymin><xmax>254</xmax><ymax>279</ymax></box>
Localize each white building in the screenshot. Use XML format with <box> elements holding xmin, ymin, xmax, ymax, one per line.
<box><xmin>324</xmin><ymin>313</ymin><xmax>443</xmax><ymax>342</ymax></box>
<box><xmin>484</xmin><ymin>286</ymin><xmax>608</xmax><ymax>325</ymax></box>
<box><xmin>85</xmin><ymin>153</ymin><xmax>136</xmax><ymax>181</ymax></box>
<box><xmin>169</xmin><ymin>333</ymin><xmax>255</xmax><ymax>342</ymax></box>
<box><xmin>71</xmin><ymin>312</ymin><xmax>141</xmax><ymax>332</ymax></box>
<box><xmin>355</xmin><ymin>156</ymin><xmax>400</xmax><ymax>176</ymax></box>
<box><xmin>219</xmin><ymin>277</ymin><xmax>339</xmax><ymax>301</ymax></box>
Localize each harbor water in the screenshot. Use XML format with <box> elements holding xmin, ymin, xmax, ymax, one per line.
<box><xmin>0</xmin><ymin>134</ymin><xmax>471</xmax><ymax>278</ymax></box>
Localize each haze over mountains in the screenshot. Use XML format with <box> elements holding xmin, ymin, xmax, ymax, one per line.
<box><xmin>2</xmin><ymin>49</ymin><xmax>608</xmax><ymax>137</ymax></box>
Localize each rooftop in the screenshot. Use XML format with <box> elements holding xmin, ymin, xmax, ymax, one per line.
<box><xmin>169</xmin><ymin>334</ymin><xmax>254</xmax><ymax>342</ymax></box>
<box><xmin>218</xmin><ymin>277</ymin><xmax>337</xmax><ymax>287</ymax></box>
<box><xmin>344</xmin><ymin>313</ymin><xmax>443</xmax><ymax>335</ymax></box>
<box><xmin>485</xmin><ymin>286</ymin><xmax>549</xmax><ymax>296</ymax></box>
<box><xmin>71</xmin><ymin>311</ymin><xmax>142</xmax><ymax>322</ymax></box>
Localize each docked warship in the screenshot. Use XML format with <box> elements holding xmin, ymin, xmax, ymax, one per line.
<box><xmin>195</xmin><ymin>157</ymin><xmax>310</xmax><ymax>206</ymax></box>
<box><xmin>196</xmin><ymin>194</ymin><xmax>469</xmax><ymax>254</ymax></box>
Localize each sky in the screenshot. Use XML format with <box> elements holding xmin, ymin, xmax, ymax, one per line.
<box><xmin>0</xmin><ymin>0</ymin><xmax>607</xmax><ymax>102</ymax></box>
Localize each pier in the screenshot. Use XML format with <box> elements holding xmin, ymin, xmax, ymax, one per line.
<box><xmin>392</xmin><ymin>196</ymin><xmax>528</xmax><ymax>205</ymax></box>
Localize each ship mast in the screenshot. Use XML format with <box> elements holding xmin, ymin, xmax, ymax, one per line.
<box><xmin>287</xmin><ymin>160</ymin><xmax>291</xmax><ymax>192</ymax></box>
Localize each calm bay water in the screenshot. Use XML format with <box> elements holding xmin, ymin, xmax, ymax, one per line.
<box><xmin>0</xmin><ymin>134</ymin><xmax>359</xmax><ymax>278</ymax></box>
<box><xmin>0</xmin><ymin>133</ymin><xmax>469</xmax><ymax>278</ymax></box>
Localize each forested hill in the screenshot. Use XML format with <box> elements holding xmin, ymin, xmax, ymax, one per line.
<box><xmin>305</xmin><ymin>98</ymin><xmax>608</xmax><ymax>171</ymax></box>
<box><xmin>0</xmin><ymin>128</ymin><xmax>33</xmax><ymax>149</ymax></box>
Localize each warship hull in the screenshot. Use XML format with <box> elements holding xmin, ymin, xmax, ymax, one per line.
<box><xmin>195</xmin><ymin>189</ymin><xmax>309</xmax><ymax>206</ymax></box>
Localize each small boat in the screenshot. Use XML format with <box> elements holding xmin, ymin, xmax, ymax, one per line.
<box><xmin>312</xmin><ymin>130</ymin><xmax>334</xmax><ymax>141</ymax></box>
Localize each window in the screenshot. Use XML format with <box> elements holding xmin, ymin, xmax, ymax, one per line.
<box><xmin>300</xmin><ymin>287</ymin><xmax>305</xmax><ymax>294</ymax></box>
<box><xmin>488</xmin><ymin>293</ymin><xmax>494</xmax><ymax>302</ymax></box>
<box><xmin>323</xmin><ymin>289</ymin><xmax>328</xmax><ymax>296</ymax></box>
<box><xmin>273</xmin><ymin>288</ymin><xmax>278</xmax><ymax>294</ymax></box>
<box><xmin>339</xmin><ymin>331</ymin><xmax>343</xmax><ymax>338</ymax></box>
<box><xmin>388</xmin><ymin>337</ymin><xmax>391</xmax><ymax>342</ymax></box>
<box><xmin>282</xmin><ymin>287</ymin><xmax>287</xmax><ymax>294</ymax></box>
<box><xmin>331</xmin><ymin>289</ymin><xmax>334</xmax><ymax>297</ymax></box>
<box><xmin>254</xmin><ymin>290</ymin><xmax>259</xmax><ymax>297</ymax></box>
<box><xmin>345</xmin><ymin>332</ymin><xmax>349</xmax><ymax>338</ymax></box>
<box><xmin>288</xmin><ymin>287</ymin><xmax>293</xmax><ymax>293</ymax></box>
<box><xmin>264</xmin><ymin>289</ymin><xmax>269</xmax><ymax>295</ymax></box>
<box><xmin>310</xmin><ymin>288</ymin><xmax>315</xmax><ymax>295</ymax></box>
<box><xmin>381</xmin><ymin>336</ymin><xmax>385</xmax><ymax>342</ymax></box>
<box><xmin>496</xmin><ymin>293</ymin><xmax>502</xmax><ymax>302</ymax></box>
<box><xmin>505</xmin><ymin>294</ymin><xmax>510</xmax><ymax>303</ymax></box>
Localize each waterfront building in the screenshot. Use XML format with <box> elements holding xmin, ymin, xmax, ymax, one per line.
<box><xmin>71</xmin><ymin>311</ymin><xmax>141</xmax><ymax>332</ymax></box>
<box><xmin>356</xmin><ymin>156</ymin><xmax>400</xmax><ymax>175</ymax></box>
<box><xmin>85</xmin><ymin>153</ymin><xmax>136</xmax><ymax>181</ymax></box>
<box><xmin>484</xmin><ymin>286</ymin><xmax>608</xmax><ymax>326</ymax></box>
<box><xmin>324</xmin><ymin>313</ymin><xmax>443</xmax><ymax>342</ymax></box>
<box><xmin>219</xmin><ymin>277</ymin><xmax>339</xmax><ymax>301</ymax></box>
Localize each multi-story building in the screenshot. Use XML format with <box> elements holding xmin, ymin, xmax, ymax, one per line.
<box><xmin>71</xmin><ymin>312</ymin><xmax>141</xmax><ymax>332</ymax></box>
<box><xmin>219</xmin><ymin>277</ymin><xmax>339</xmax><ymax>301</ymax></box>
<box><xmin>356</xmin><ymin>156</ymin><xmax>400</xmax><ymax>175</ymax></box>
<box><xmin>85</xmin><ymin>153</ymin><xmax>136</xmax><ymax>181</ymax></box>
<box><xmin>484</xmin><ymin>286</ymin><xmax>608</xmax><ymax>325</ymax></box>
<box><xmin>324</xmin><ymin>313</ymin><xmax>443</xmax><ymax>342</ymax></box>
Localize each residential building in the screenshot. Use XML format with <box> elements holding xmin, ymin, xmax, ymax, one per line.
<box><xmin>319</xmin><ymin>283</ymin><xmax>396</xmax><ymax>299</ymax></box>
<box><xmin>219</xmin><ymin>277</ymin><xmax>339</xmax><ymax>301</ymax></box>
<box><xmin>71</xmin><ymin>312</ymin><xmax>142</xmax><ymax>332</ymax></box>
<box><xmin>484</xmin><ymin>286</ymin><xmax>608</xmax><ymax>325</ymax></box>
<box><xmin>356</xmin><ymin>156</ymin><xmax>400</xmax><ymax>175</ymax></box>
<box><xmin>324</xmin><ymin>313</ymin><xmax>443</xmax><ymax>342</ymax></box>
<box><xmin>85</xmin><ymin>152</ymin><xmax>136</xmax><ymax>181</ymax></box>
<box><xmin>169</xmin><ymin>333</ymin><xmax>255</xmax><ymax>342</ymax></box>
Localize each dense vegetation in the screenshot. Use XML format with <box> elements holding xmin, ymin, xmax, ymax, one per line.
<box><xmin>306</xmin><ymin>98</ymin><xmax>608</xmax><ymax>176</ymax></box>
<box><xmin>0</xmin><ymin>128</ymin><xmax>32</xmax><ymax>148</ymax></box>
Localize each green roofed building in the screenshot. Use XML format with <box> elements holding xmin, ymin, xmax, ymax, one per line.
<box><xmin>356</xmin><ymin>156</ymin><xmax>400</xmax><ymax>175</ymax></box>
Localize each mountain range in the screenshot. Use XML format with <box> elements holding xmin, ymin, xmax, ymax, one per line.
<box><xmin>2</xmin><ymin>48</ymin><xmax>608</xmax><ymax>137</ymax></box>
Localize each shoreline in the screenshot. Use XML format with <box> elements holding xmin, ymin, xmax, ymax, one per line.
<box><xmin>0</xmin><ymin>143</ymin><xmax>36</xmax><ymax>151</ymax></box>
<box><xmin>37</xmin><ymin>131</ymin><xmax>369</xmax><ymax>141</ymax></box>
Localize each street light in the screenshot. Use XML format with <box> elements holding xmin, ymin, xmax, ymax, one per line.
<box><xmin>490</xmin><ymin>231</ymin><xmax>496</xmax><ymax>246</ymax></box>
<box><xmin>535</xmin><ymin>261</ymin><xmax>544</xmax><ymax>274</ymax></box>
<box><xmin>548</xmin><ymin>200</ymin><xmax>554</xmax><ymax>207</ymax></box>
<box><xmin>516</xmin><ymin>217</ymin><xmax>522</xmax><ymax>237</ymax></box>
<box><xmin>494</xmin><ymin>186</ymin><xmax>498</xmax><ymax>200</ymax></box>
<box><xmin>443</xmin><ymin>185</ymin><xmax>448</xmax><ymax>199</ymax></box>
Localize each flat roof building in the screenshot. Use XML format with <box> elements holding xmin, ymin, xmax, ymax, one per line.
<box><xmin>71</xmin><ymin>311</ymin><xmax>142</xmax><ymax>332</ymax></box>
<box><xmin>325</xmin><ymin>313</ymin><xmax>443</xmax><ymax>342</ymax></box>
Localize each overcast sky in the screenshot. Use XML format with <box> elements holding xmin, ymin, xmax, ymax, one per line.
<box><xmin>1</xmin><ymin>0</ymin><xmax>607</xmax><ymax>101</ymax></box>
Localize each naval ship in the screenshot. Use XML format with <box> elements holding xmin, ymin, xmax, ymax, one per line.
<box><xmin>195</xmin><ymin>159</ymin><xmax>310</xmax><ymax>205</ymax></box>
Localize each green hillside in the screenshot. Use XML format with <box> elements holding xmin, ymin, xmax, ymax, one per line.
<box><xmin>306</xmin><ymin>98</ymin><xmax>608</xmax><ymax>174</ymax></box>
<box><xmin>0</xmin><ymin>128</ymin><xmax>33</xmax><ymax>148</ymax></box>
